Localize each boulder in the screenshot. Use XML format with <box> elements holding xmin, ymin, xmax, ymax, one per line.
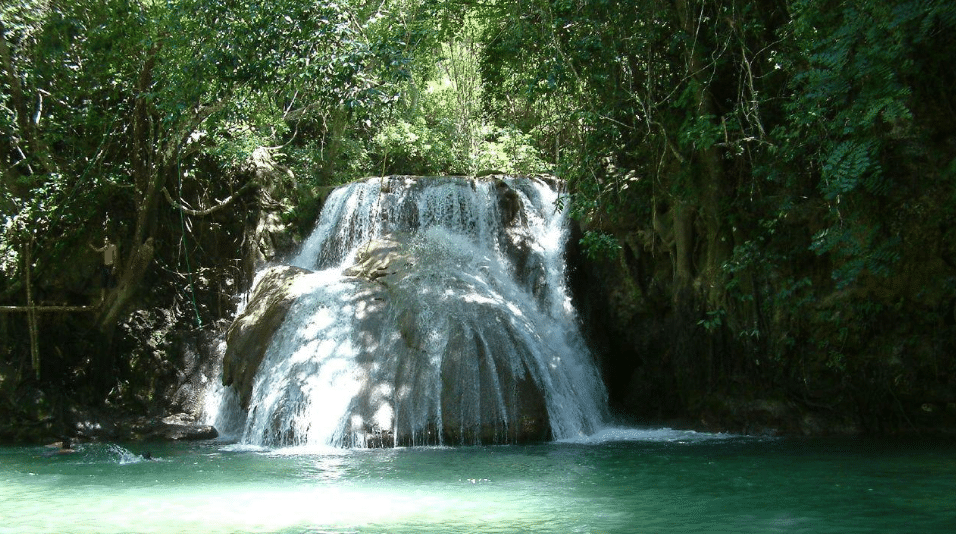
<box><xmin>494</xmin><ymin>178</ymin><xmax>523</xmax><ymax>227</ymax></box>
<box><xmin>345</xmin><ymin>236</ymin><xmax>551</xmax><ymax>444</ymax></box>
<box><xmin>343</xmin><ymin>237</ymin><xmax>410</xmax><ymax>281</ymax></box>
<box><xmin>152</xmin><ymin>413</ymin><xmax>219</xmax><ymax>441</ymax></box>
<box><xmin>440</xmin><ymin>320</ymin><xmax>551</xmax><ymax>444</ymax></box>
<box><xmin>222</xmin><ymin>265</ymin><xmax>312</xmax><ymax>409</ymax></box>
<box><xmin>233</xmin><ymin>235</ymin><xmax>554</xmax><ymax>446</ymax></box>
<box><xmin>66</xmin><ymin>408</ymin><xmax>219</xmax><ymax>442</ymax></box>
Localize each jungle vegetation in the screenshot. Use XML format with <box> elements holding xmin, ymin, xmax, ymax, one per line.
<box><xmin>2</xmin><ymin>0</ymin><xmax>955</xmax><ymax>436</ymax></box>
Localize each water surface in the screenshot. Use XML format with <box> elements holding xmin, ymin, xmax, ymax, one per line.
<box><xmin>2</xmin><ymin>430</ymin><xmax>954</xmax><ymax>533</ymax></box>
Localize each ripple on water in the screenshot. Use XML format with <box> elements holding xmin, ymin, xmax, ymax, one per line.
<box><xmin>557</xmin><ymin>426</ymin><xmax>748</xmax><ymax>445</ymax></box>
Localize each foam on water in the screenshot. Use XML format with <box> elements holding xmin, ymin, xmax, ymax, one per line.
<box><xmin>557</xmin><ymin>426</ymin><xmax>744</xmax><ymax>445</ymax></box>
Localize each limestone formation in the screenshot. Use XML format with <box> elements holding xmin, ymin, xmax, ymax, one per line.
<box><xmin>217</xmin><ymin>176</ymin><xmax>601</xmax><ymax>447</ymax></box>
<box><xmin>222</xmin><ymin>265</ymin><xmax>311</xmax><ymax>409</ymax></box>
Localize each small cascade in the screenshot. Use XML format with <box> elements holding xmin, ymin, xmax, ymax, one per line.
<box><xmin>207</xmin><ymin>175</ymin><xmax>608</xmax><ymax>447</ymax></box>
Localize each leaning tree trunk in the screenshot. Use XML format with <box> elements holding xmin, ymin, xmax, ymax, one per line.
<box><xmin>95</xmin><ymin>238</ymin><xmax>155</xmax><ymax>338</ymax></box>
<box><xmin>95</xmin><ymin>44</ymin><xmax>161</xmax><ymax>337</ymax></box>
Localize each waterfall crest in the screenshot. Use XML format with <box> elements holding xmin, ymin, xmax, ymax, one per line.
<box><xmin>208</xmin><ymin>175</ymin><xmax>608</xmax><ymax>447</ymax></box>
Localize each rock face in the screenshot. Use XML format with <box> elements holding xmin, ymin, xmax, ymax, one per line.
<box><xmin>222</xmin><ymin>265</ymin><xmax>312</xmax><ymax>409</ymax></box>
<box><xmin>439</xmin><ymin>320</ymin><xmax>551</xmax><ymax>444</ymax></box>
<box><xmin>346</xmin><ymin>237</ymin><xmax>552</xmax><ymax>445</ymax></box>
<box><xmin>567</xmin><ymin>220</ymin><xmax>956</xmax><ymax>436</ymax></box>
<box><xmin>133</xmin><ymin>413</ymin><xmax>219</xmax><ymax>441</ymax></box>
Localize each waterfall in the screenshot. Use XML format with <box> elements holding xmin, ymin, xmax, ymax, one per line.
<box><xmin>207</xmin><ymin>176</ymin><xmax>608</xmax><ymax>448</ymax></box>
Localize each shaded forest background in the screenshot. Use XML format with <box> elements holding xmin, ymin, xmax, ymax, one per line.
<box><xmin>2</xmin><ymin>0</ymin><xmax>955</xmax><ymax>441</ymax></box>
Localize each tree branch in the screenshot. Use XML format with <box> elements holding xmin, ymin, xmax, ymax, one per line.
<box><xmin>0</xmin><ymin>20</ymin><xmax>56</xmax><ymax>174</ymax></box>
<box><xmin>162</xmin><ymin>180</ymin><xmax>258</xmax><ymax>217</ymax></box>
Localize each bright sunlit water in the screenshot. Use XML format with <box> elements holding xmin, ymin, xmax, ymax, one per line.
<box><xmin>210</xmin><ymin>176</ymin><xmax>609</xmax><ymax>447</ymax></box>
<box><xmin>3</xmin><ymin>431</ymin><xmax>955</xmax><ymax>533</ymax></box>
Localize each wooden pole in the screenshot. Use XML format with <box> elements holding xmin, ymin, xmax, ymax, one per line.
<box><xmin>25</xmin><ymin>238</ymin><xmax>40</xmax><ymax>380</ymax></box>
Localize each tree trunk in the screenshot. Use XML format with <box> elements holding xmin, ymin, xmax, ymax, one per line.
<box><xmin>673</xmin><ymin>200</ymin><xmax>696</xmax><ymax>289</ymax></box>
<box><xmin>321</xmin><ymin>106</ymin><xmax>347</xmax><ymax>181</ymax></box>
<box><xmin>673</xmin><ymin>0</ymin><xmax>729</xmax><ymax>307</ymax></box>
<box><xmin>0</xmin><ymin>21</ymin><xmax>55</xmax><ymax>174</ymax></box>
<box><xmin>131</xmin><ymin>44</ymin><xmax>160</xmax><ymax>248</ymax></box>
<box><xmin>96</xmin><ymin>46</ymin><xmax>163</xmax><ymax>335</ymax></box>
<box><xmin>96</xmin><ymin>238</ymin><xmax>155</xmax><ymax>337</ymax></box>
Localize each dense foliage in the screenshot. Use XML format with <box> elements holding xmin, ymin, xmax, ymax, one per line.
<box><xmin>2</xmin><ymin>0</ymin><xmax>955</xmax><ymax>438</ymax></box>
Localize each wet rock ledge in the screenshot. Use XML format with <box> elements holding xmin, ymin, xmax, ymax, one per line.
<box><xmin>70</xmin><ymin>409</ymin><xmax>218</xmax><ymax>442</ymax></box>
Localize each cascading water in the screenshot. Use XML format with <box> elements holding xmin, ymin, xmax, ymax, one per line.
<box><xmin>207</xmin><ymin>175</ymin><xmax>608</xmax><ymax>448</ymax></box>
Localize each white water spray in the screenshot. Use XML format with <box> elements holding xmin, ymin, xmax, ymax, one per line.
<box><xmin>207</xmin><ymin>176</ymin><xmax>608</xmax><ymax>447</ymax></box>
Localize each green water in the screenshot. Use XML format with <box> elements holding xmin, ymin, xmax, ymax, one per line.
<box><xmin>2</xmin><ymin>429</ymin><xmax>954</xmax><ymax>534</ymax></box>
